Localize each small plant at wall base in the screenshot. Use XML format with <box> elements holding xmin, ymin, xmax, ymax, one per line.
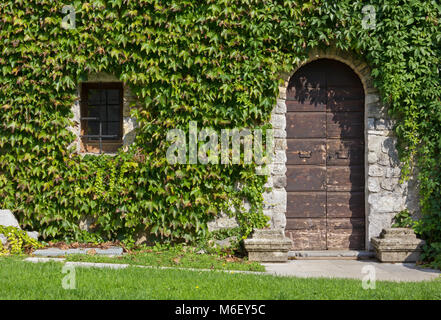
<box><xmin>393</xmin><ymin>210</ymin><xmax>441</xmax><ymax>269</ymax></box>
<box><xmin>422</xmin><ymin>242</ymin><xmax>441</xmax><ymax>270</ymax></box>
<box><xmin>0</xmin><ymin>1</ymin><xmax>441</xmax><ymax>262</ymax></box>
<box><xmin>0</xmin><ymin>226</ymin><xmax>43</xmax><ymax>256</ymax></box>
<box><xmin>392</xmin><ymin>210</ymin><xmax>419</xmax><ymax>231</ymax></box>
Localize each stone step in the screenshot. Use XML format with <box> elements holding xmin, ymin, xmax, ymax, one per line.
<box><xmin>379</xmin><ymin>228</ymin><xmax>418</xmax><ymax>239</ymax></box>
<box><xmin>289</xmin><ymin>250</ymin><xmax>375</xmax><ymax>260</ymax></box>
<box><xmin>32</xmin><ymin>246</ymin><xmax>123</xmax><ymax>257</ymax></box>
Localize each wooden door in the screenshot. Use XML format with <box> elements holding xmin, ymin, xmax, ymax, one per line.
<box><xmin>285</xmin><ymin>59</ymin><xmax>365</xmax><ymax>250</ymax></box>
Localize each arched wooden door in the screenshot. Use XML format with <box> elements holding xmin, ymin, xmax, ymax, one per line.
<box><xmin>285</xmin><ymin>59</ymin><xmax>365</xmax><ymax>250</ymax></box>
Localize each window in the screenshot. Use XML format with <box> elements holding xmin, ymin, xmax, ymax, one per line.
<box><xmin>80</xmin><ymin>82</ymin><xmax>123</xmax><ymax>153</ymax></box>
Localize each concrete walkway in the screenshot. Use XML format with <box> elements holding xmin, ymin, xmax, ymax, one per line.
<box><xmin>24</xmin><ymin>257</ymin><xmax>441</xmax><ymax>282</ymax></box>
<box><xmin>262</xmin><ymin>259</ymin><xmax>441</xmax><ymax>282</ymax></box>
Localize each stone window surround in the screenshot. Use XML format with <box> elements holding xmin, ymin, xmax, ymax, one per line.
<box><xmin>265</xmin><ymin>47</ymin><xmax>419</xmax><ymax>250</ymax></box>
<box><xmin>69</xmin><ymin>72</ymin><xmax>138</xmax><ymax>155</ymax></box>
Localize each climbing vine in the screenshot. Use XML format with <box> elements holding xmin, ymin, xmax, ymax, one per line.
<box><xmin>0</xmin><ymin>1</ymin><xmax>440</xmax><ymax>259</ymax></box>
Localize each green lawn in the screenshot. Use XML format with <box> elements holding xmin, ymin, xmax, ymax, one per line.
<box><xmin>1</xmin><ymin>257</ymin><xmax>441</xmax><ymax>299</ymax></box>
<box><xmin>65</xmin><ymin>250</ymin><xmax>264</xmax><ymax>272</ymax></box>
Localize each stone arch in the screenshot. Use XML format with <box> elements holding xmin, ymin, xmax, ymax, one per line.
<box><xmin>280</xmin><ymin>48</ymin><xmax>379</xmax><ymax>100</ymax></box>
<box><xmin>265</xmin><ymin>47</ymin><xmax>416</xmax><ymax>250</ymax></box>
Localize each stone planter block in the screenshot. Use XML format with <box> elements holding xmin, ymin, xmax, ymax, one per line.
<box><xmin>371</xmin><ymin>228</ymin><xmax>425</xmax><ymax>263</ymax></box>
<box><xmin>244</xmin><ymin>229</ymin><xmax>292</xmax><ymax>262</ymax></box>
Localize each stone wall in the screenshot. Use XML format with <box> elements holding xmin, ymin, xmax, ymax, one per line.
<box><xmin>366</xmin><ymin>108</ymin><xmax>420</xmax><ymax>244</ymax></box>
<box><xmin>67</xmin><ymin>59</ymin><xmax>420</xmax><ymax>251</ymax></box>
<box><xmin>262</xmin><ymin>100</ymin><xmax>288</xmax><ymax>230</ymax></box>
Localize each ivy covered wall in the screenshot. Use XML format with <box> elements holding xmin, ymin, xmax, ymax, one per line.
<box><xmin>0</xmin><ymin>1</ymin><xmax>440</xmax><ymax>254</ymax></box>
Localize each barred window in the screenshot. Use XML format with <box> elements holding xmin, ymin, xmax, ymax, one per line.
<box><xmin>80</xmin><ymin>82</ymin><xmax>123</xmax><ymax>153</ymax></box>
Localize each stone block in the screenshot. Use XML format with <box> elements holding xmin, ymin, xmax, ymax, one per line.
<box><xmin>244</xmin><ymin>229</ymin><xmax>293</xmax><ymax>262</ymax></box>
<box><xmin>368</xmin><ymin>135</ymin><xmax>386</xmax><ymax>153</ymax></box>
<box><xmin>368</xmin><ymin>193</ymin><xmax>405</xmax><ymax>213</ymax></box>
<box><xmin>376</xmin><ymin>119</ymin><xmax>394</xmax><ymax>131</ymax></box>
<box><xmin>274</xmin><ymin>139</ymin><xmax>287</xmax><ymax>151</ymax></box>
<box><xmin>368</xmin><ymin>130</ymin><xmax>389</xmax><ymax>136</ymax></box>
<box><xmin>368</xmin><ymin>178</ymin><xmax>380</xmax><ymax>192</ymax></box>
<box><xmin>263</xmin><ymin>188</ymin><xmax>287</xmax><ymax>211</ymax></box>
<box><xmin>389</xmin><ymin>150</ymin><xmax>400</xmax><ymax>167</ymax></box>
<box><xmin>367</xmin><ymin>102</ymin><xmax>380</xmax><ymax>117</ymax></box>
<box><xmin>371</xmin><ymin>228</ymin><xmax>425</xmax><ymax>262</ymax></box>
<box><xmin>379</xmin><ymin>228</ymin><xmax>415</xmax><ymax>239</ymax></box>
<box><xmin>367</xmin><ymin>212</ymin><xmax>395</xmax><ymax>245</ymax></box>
<box><xmin>375</xmin><ymin>250</ymin><xmax>422</xmax><ymax>263</ymax></box>
<box><xmin>271</xmin><ymin>114</ymin><xmax>286</xmax><ymax>130</ymax></box>
<box><xmin>368</xmin><ymin>152</ymin><xmax>378</xmax><ymax>164</ymax></box>
<box><xmin>377</xmin><ymin>153</ymin><xmax>391</xmax><ymax>166</ymax></box>
<box><xmin>26</xmin><ymin>231</ymin><xmax>39</xmax><ymax>241</ymax></box>
<box><xmin>0</xmin><ymin>210</ymin><xmax>20</xmax><ymax>228</ymax></box>
<box><xmin>207</xmin><ymin>213</ymin><xmax>239</xmax><ymax>232</ymax></box>
<box><xmin>273</xmin><ymin>99</ymin><xmax>287</xmax><ymax>114</ymax></box>
<box><xmin>369</xmin><ymin>165</ymin><xmax>384</xmax><ymax>177</ymax></box>
<box><xmin>358</xmin><ymin>64</ymin><xmax>371</xmax><ymax>78</ymax></box>
<box><xmin>380</xmin><ymin>178</ymin><xmax>400</xmax><ymax>191</ymax></box>
<box><xmin>273</xmin><ymin>176</ymin><xmax>287</xmax><ymax>188</ymax></box>
<box><xmin>273</xmin><ymin>150</ymin><xmax>287</xmax><ymax>164</ymax></box>
<box><xmin>214</xmin><ymin>236</ymin><xmax>237</xmax><ymax>249</ymax></box>
<box><xmin>272</xmin><ymin>189</ymin><xmax>287</xmax><ymax>205</ymax></box>
<box><xmin>33</xmin><ymin>247</ymin><xmax>124</xmax><ymax>257</ymax></box>
<box><xmin>273</xmin><ymin>129</ymin><xmax>286</xmax><ymax>138</ymax></box>
<box><xmin>367</xmin><ymin>118</ymin><xmax>375</xmax><ymax>130</ymax></box>
<box><xmin>366</xmin><ymin>93</ymin><xmax>380</xmax><ymax>105</ymax></box>
<box><xmin>272</xmin><ymin>201</ymin><xmax>286</xmax><ymax>214</ymax></box>
<box><xmin>385</xmin><ymin>167</ymin><xmax>401</xmax><ymax>178</ymax></box>
<box><xmin>269</xmin><ymin>163</ymin><xmax>287</xmax><ymax>175</ymax></box>
<box><xmin>272</xmin><ymin>213</ymin><xmax>287</xmax><ymax>229</ymax></box>
<box><xmin>278</xmin><ymin>87</ymin><xmax>287</xmax><ymax>99</ymax></box>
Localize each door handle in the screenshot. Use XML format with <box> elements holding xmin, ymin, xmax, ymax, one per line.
<box><xmin>299</xmin><ymin>151</ymin><xmax>312</xmax><ymax>158</ymax></box>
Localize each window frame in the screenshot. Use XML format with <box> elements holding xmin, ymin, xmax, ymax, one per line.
<box><xmin>80</xmin><ymin>82</ymin><xmax>124</xmax><ymax>153</ymax></box>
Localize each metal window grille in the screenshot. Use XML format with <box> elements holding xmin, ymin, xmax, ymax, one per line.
<box><xmin>80</xmin><ymin>117</ymin><xmax>119</xmax><ymax>154</ymax></box>
<box><xmin>80</xmin><ymin>82</ymin><xmax>123</xmax><ymax>154</ymax></box>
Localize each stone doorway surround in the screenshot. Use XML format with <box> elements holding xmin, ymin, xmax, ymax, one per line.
<box><xmin>264</xmin><ymin>47</ymin><xmax>420</xmax><ymax>250</ymax></box>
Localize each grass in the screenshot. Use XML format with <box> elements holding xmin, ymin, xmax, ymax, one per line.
<box><xmin>1</xmin><ymin>257</ymin><xmax>441</xmax><ymax>299</ymax></box>
<box><xmin>64</xmin><ymin>249</ymin><xmax>265</xmax><ymax>272</ymax></box>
